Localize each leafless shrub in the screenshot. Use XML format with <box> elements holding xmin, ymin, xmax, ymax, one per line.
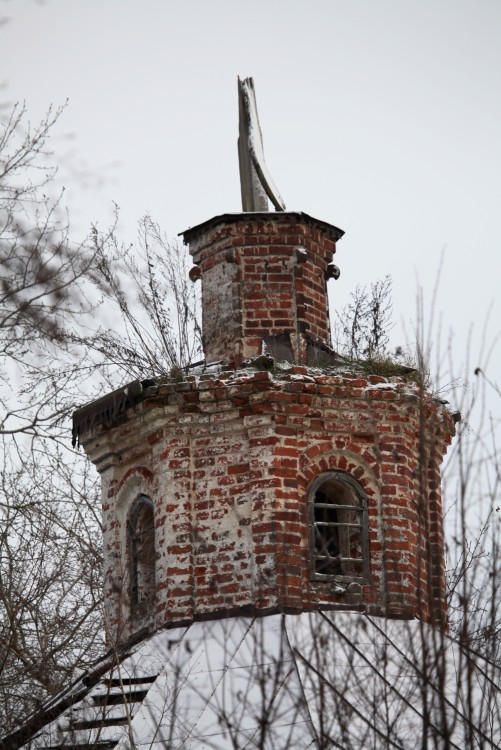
<box><xmin>77</xmin><ymin>212</ymin><xmax>203</xmax><ymax>381</ymax></box>
<box><xmin>333</xmin><ymin>274</ymin><xmax>394</xmax><ymax>362</ymax></box>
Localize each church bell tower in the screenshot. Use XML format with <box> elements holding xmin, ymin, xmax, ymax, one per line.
<box><xmin>73</xmin><ymin>79</ymin><xmax>455</xmax><ymax>645</ymax></box>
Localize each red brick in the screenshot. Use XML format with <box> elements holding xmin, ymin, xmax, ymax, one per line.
<box><xmin>79</xmin><ymin>214</ymin><xmax>455</xmax><ymax>642</ymax></box>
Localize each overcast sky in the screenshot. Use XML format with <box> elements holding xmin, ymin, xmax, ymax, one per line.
<box><xmin>2</xmin><ymin>0</ymin><xmax>501</xmax><ymax>390</ymax></box>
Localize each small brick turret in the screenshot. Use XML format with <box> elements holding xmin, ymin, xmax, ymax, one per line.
<box><xmin>184</xmin><ymin>212</ymin><xmax>343</xmax><ymax>367</ymax></box>
<box><xmin>74</xmin><ymin>212</ymin><xmax>455</xmax><ymax>645</ymax></box>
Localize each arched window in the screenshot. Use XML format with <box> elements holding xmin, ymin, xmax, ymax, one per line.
<box><xmin>128</xmin><ymin>496</ymin><xmax>156</xmax><ymax>609</ymax></box>
<box><xmin>309</xmin><ymin>472</ymin><xmax>369</xmax><ymax>580</ymax></box>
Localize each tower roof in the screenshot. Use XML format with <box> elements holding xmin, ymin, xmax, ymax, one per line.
<box><xmin>180</xmin><ymin>210</ymin><xmax>344</xmax><ymax>245</ymax></box>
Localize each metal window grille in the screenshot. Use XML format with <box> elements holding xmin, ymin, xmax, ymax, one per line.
<box><xmin>309</xmin><ymin>472</ymin><xmax>369</xmax><ymax>581</ymax></box>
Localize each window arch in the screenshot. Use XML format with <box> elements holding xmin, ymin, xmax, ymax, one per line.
<box><xmin>309</xmin><ymin>472</ymin><xmax>369</xmax><ymax>581</ymax></box>
<box><xmin>127</xmin><ymin>495</ymin><xmax>156</xmax><ymax>609</ymax></box>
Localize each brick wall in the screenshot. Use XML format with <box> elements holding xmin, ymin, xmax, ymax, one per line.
<box><xmin>79</xmin><ymin>367</ymin><xmax>454</xmax><ymax>643</ymax></box>
<box><xmin>183</xmin><ymin>212</ymin><xmax>344</xmax><ymax>366</ymax></box>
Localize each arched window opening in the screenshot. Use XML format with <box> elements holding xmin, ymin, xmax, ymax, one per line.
<box><xmin>128</xmin><ymin>496</ymin><xmax>156</xmax><ymax>608</ymax></box>
<box><xmin>309</xmin><ymin>472</ymin><xmax>369</xmax><ymax>580</ymax></box>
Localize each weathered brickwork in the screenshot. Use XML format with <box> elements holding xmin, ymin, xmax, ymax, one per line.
<box><xmin>78</xmin><ymin>366</ymin><xmax>454</xmax><ymax>643</ymax></box>
<box><xmin>74</xmin><ymin>212</ymin><xmax>455</xmax><ymax>644</ymax></box>
<box><xmin>183</xmin><ymin>212</ymin><xmax>344</xmax><ymax>366</ymax></box>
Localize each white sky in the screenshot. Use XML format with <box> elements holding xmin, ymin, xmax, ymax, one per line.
<box><xmin>2</xmin><ymin>0</ymin><xmax>501</xmax><ymax>388</ymax></box>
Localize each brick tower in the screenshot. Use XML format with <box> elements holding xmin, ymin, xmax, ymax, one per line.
<box><xmin>73</xmin><ymin>210</ymin><xmax>455</xmax><ymax>645</ymax></box>
<box><xmin>4</xmin><ymin>80</ymin><xmax>485</xmax><ymax>750</ymax></box>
